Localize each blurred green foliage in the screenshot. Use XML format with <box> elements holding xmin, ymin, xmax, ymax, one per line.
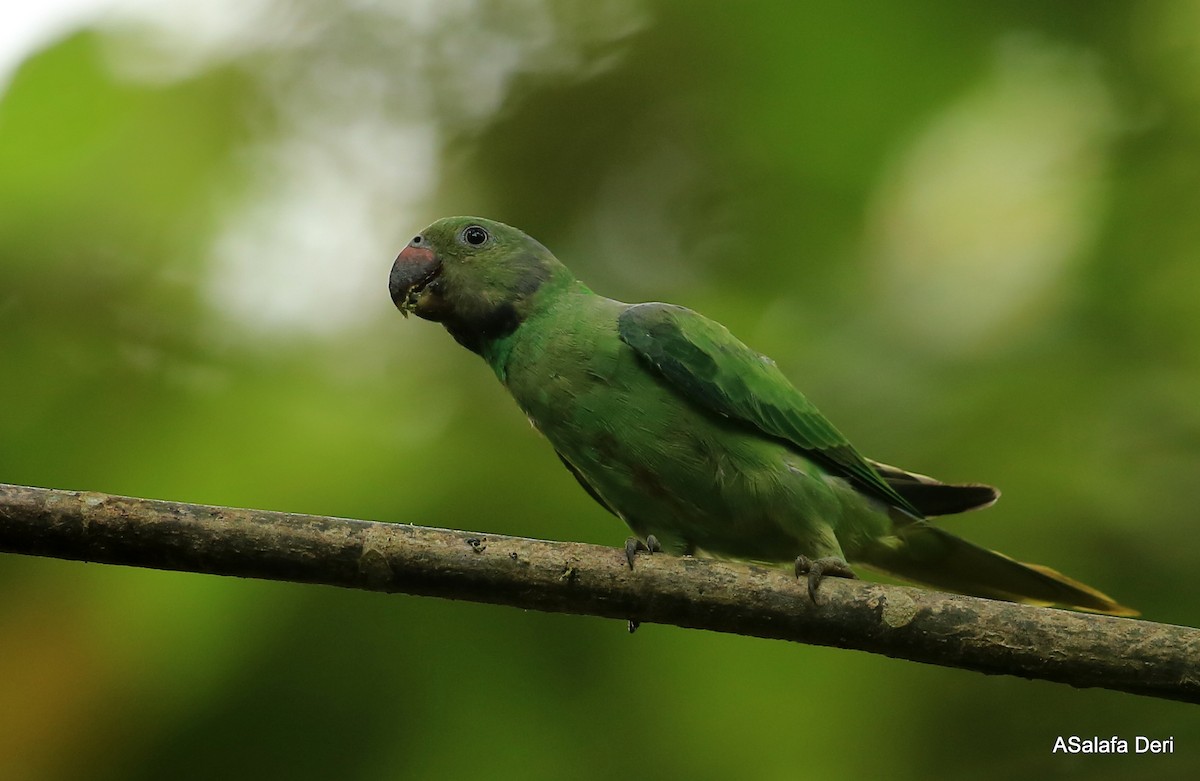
<box><xmin>3</xmin><ymin>1</ymin><xmax>1199</xmax><ymax>779</ymax></box>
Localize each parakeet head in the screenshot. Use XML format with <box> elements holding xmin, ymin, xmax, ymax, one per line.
<box><xmin>389</xmin><ymin>216</ymin><xmax>570</xmax><ymax>354</ymax></box>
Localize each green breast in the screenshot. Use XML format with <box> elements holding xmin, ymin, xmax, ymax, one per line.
<box><xmin>498</xmin><ymin>291</ymin><xmax>850</xmax><ymax>560</ymax></box>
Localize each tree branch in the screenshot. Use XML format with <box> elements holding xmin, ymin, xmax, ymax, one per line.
<box><xmin>1</xmin><ymin>482</ymin><xmax>1196</xmax><ymax>702</ymax></box>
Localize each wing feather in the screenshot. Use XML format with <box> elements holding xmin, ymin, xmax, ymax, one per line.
<box><xmin>618</xmin><ymin>303</ymin><xmax>922</xmax><ymax>517</ymax></box>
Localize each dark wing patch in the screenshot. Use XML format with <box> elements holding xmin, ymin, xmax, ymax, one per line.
<box><xmin>618</xmin><ymin>302</ymin><xmax>922</xmax><ymax>517</ymax></box>
<box><xmin>868</xmin><ymin>459</ymin><xmax>999</xmax><ymax>516</ymax></box>
<box><xmin>556</xmin><ymin>451</ymin><xmax>618</xmax><ymax>517</ymax></box>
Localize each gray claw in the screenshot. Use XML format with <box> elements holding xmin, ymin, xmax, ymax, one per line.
<box><xmin>624</xmin><ymin>535</ymin><xmax>663</xmax><ymax>632</ymax></box>
<box><xmin>794</xmin><ymin>555</ymin><xmax>857</xmax><ymax>603</ymax></box>
<box><xmin>624</xmin><ymin>535</ymin><xmax>661</xmax><ymax>569</ymax></box>
<box><xmin>624</xmin><ymin>537</ymin><xmax>645</xmax><ymax>569</ymax></box>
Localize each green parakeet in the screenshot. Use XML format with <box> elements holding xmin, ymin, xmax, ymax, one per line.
<box><xmin>388</xmin><ymin>216</ymin><xmax>1135</xmax><ymax>616</ymax></box>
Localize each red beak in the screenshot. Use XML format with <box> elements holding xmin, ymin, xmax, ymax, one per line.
<box><xmin>389</xmin><ymin>244</ymin><xmax>441</xmax><ymax>315</ymax></box>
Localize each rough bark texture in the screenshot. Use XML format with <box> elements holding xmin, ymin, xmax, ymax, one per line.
<box><xmin>1</xmin><ymin>482</ymin><xmax>1196</xmax><ymax>703</ymax></box>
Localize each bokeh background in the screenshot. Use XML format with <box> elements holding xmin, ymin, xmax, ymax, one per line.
<box><xmin>3</xmin><ymin>1</ymin><xmax>1199</xmax><ymax>778</ymax></box>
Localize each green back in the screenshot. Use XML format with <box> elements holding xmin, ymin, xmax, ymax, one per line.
<box><xmin>618</xmin><ymin>303</ymin><xmax>923</xmax><ymax>518</ymax></box>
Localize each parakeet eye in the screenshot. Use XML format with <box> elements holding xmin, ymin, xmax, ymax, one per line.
<box><xmin>462</xmin><ymin>225</ymin><xmax>489</xmax><ymax>246</ymax></box>
<box><xmin>411</xmin><ymin>235</ymin><xmax>423</xmax><ymax>246</ymax></box>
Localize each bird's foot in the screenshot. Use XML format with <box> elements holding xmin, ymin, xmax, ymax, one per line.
<box><xmin>624</xmin><ymin>534</ymin><xmax>661</xmax><ymax>570</ymax></box>
<box><xmin>794</xmin><ymin>555</ymin><xmax>857</xmax><ymax>604</ymax></box>
<box><xmin>625</xmin><ymin>535</ymin><xmax>661</xmax><ymax>633</ymax></box>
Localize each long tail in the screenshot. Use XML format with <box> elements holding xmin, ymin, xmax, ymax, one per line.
<box><xmin>858</xmin><ymin>522</ymin><xmax>1137</xmax><ymax>616</ymax></box>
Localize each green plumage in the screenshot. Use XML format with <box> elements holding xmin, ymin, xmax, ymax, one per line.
<box><xmin>389</xmin><ymin>216</ymin><xmax>1135</xmax><ymax>616</ymax></box>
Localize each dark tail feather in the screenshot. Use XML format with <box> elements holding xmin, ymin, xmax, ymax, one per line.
<box><xmin>859</xmin><ymin>522</ymin><xmax>1138</xmax><ymax>616</ymax></box>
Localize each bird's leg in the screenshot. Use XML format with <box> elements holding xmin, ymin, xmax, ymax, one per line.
<box><xmin>624</xmin><ymin>534</ymin><xmax>661</xmax><ymax>570</ymax></box>
<box><xmin>794</xmin><ymin>555</ymin><xmax>857</xmax><ymax>603</ymax></box>
<box><xmin>624</xmin><ymin>535</ymin><xmax>661</xmax><ymax>633</ymax></box>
